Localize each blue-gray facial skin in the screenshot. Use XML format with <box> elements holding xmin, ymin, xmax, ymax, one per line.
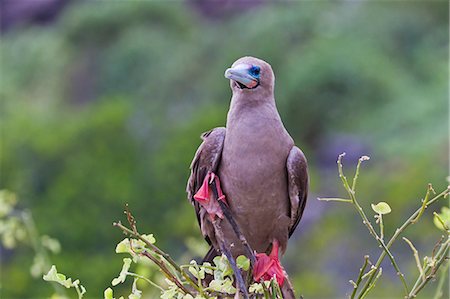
<box><xmin>249</xmin><ymin>65</ymin><xmax>261</xmax><ymax>80</ymax></box>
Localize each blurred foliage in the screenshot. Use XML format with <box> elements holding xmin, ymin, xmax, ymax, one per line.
<box><xmin>1</xmin><ymin>1</ymin><xmax>448</xmax><ymax>298</ymax></box>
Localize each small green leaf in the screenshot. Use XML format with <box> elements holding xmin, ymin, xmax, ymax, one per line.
<box><xmin>141</xmin><ymin>234</ymin><xmax>156</xmax><ymax>244</ymax></box>
<box><xmin>371</xmin><ymin>202</ymin><xmax>391</xmax><ymax>215</ymax></box>
<box><xmin>129</xmin><ymin>278</ymin><xmax>142</xmax><ymax>299</ymax></box>
<box><xmin>188</xmin><ymin>266</ymin><xmax>198</xmax><ymax>277</ymax></box>
<box><xmin>104</xmin><ymin>287</ymin><xmax>114</xmax><ymax>299</ymax></box>
<box><xmin>249</xmin><ymin>283</ymin><xmax>264</xmax><ymax>294</ymax></box>
<box><xmin>434</xmin><ymin>207</ymin><xmax>450</xmax><ymax>231</ymax></box>
<box><xmin>43</xmin><ymin>265</ymin><xmax>72</xmax><ymax>288</ymax></box>
<box><xmin>112</xmin><ymin>258</ymin><xmax>132</xmax><ymax>286</ymax></box>
<box><xmin>116</xmin><ymin>238</ymin><xmax>131</xmax><ymax>253</ymax></box>
<box><xmin>161</xmin><ymin>287</ymin><xmax>178</xmax><ymax>299</ymax></box>
<box><xmin>201</xmin><ymin>262</ymin><xmax>213</xmax><ymax>275</ymax></box>
<box><xmin>236</xmin><ymin>255</ymin><xmax>250</xmax><ymax>271</ymax></box>
<box><xmin>209</xmin><ymin>278</ymin><xmax>236</xmax><ymax>294</ymax></box>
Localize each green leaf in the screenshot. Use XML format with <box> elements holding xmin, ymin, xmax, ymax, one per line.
<box><xmin>129</xmin><ymin>278</ymin><xmax>142</xmax><ymax>299</ymax></box>
<box><xmin>236</xmin><ymin>255</ymin><xmax>250</xmax><ymax>271</ymax></box>
<box><xmin>188</xmin><ymin>266</ymin><xmax>199</xmax><ymax>278</ymax></box>
<box><xmin>209</xmin><ymin>278</ymin><xmax>236</xmax><ymax>294</ymax></box>
<box><xmin>43</xmin><ymin>265</ymin><xmax>72</xmax><ymax>288</ymax></box>
<box><xmin>141</xmin><ymin>234</ymin><xmax>156</xmax><ymax>244</ymax></box>
<box><xmin>115</xmin><ymin>237</ymin><xmax>152</xmax><ymax>255</ymax></box>
<box><xmin>371</xmin><ymin>202</ymin><xmax>392</xmax><ymax>215</ymax></box>
<box><xmin>112</xmin><ymin>258</ymin><xmax>132</xmax><ymax>286</ymax></box>
<box><xmin>104</xmin><ymin>288</ymin><xmax>114</xmax><ymax>299</ymax></box>
<box><xmin>433</xmin><ymin>207</ymin><xmax>450</xmax><ymax>231</ymax></box>
<box><xmin>116</xmin><ymin>238</ymin><xmax>131</xmax><ymax>253</ymax></box>
<box><xmin>249</xmin><ymin>283</ymin><xmax>264</xmax><ymax>294</ymax></box>
<box><xmin>161</xmin><ymin>287</ymin><xmax>178</xmax><ymax>299</ymax></box>
<box><xmin>201</xmin><ymin>262</ymin><xmax>213</xmax><ymax>275</ymax></box>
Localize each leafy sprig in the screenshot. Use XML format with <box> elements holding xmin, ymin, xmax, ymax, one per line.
<box><xmin>319</xmin><ymin>153</ymin><xmax>449</xmax><ymax>299</ymax></box>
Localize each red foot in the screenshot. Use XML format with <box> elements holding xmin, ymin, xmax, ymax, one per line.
<box><xmin>194</xmin><ymin>171</ymin><xmax>227</xmax><ymax>220</ymax></box>
<box><xmin>253</xmin><ymin>240</ymin><xmax>286</xmax><ymax>286</ymax></box>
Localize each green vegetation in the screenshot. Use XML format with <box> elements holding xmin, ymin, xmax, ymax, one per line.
<box><xmin>1</xmin><ymin>1</ymin><xmax>448</xmax><ymax>298</ymax></box>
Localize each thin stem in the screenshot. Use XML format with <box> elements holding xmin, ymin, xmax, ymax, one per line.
<box><xmin>350</xmin><ymin>255</ymin><xmax>370</xmax><ymax>299</ymax></box>
<box><xmin>212</xmin><ymin>219</ymin><xmax>249</xmax><ymax>299</ymax></box>
<box><xmin>261</xmin><ymin>280</ymin><xmax>271</xmax><ymax>299</ymax></box>
<box><xmin>317</xmin><ymin>197</ymin><xmax>352</xmax><ymax>203</ymax></box>
<box><xmin>212</xmin><ymin>183</ymin><xmax>256</xmax><ymax>265</ymax></box>
<box><xmin>352</xmin><ymin>156</ymin><xmax>370</xmax><ymax>192</ymax></box>
<box><xmin>379</xmin><ymin>214</ymin><xmax>384</xmax><ymax>240</ymax></box>
<box><xmin>126</xmin><ymin>272</ymin><xmax>165</xmax><ymax>292</ymax></box>
<box><xmin>361</xmin><ymin>266</ymin><xmax>376</xmax><ymax>280</ymax></box>
<box><xmin>403</xmin><ymin>237</ymin><xmax>425</xmax><ymax>282</ymax></box>
<box><xmin>73</xmin><ymin>284</ymin><xmax>85</xmax><ymax>299</ymax></box>
<box><xmin>140</xmin><ymin>250</ymin><xmax>192</xmax><ymax>296</ymax></box>
<box><xmin>412</xmin><ymin>184</ymin><xmax>435</xmax><ymax>224</ymax></box>
<box><xmin>359</xmin><ymin>268</ymin><xmax>382</xmax><ymax>299</ymax></box>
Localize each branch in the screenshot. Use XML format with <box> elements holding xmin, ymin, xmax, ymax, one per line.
<box><xmin>407</xmin><ymin>236</ymin><xmax>449</xmax><ymax>298</ymax></box>
<box><xmin>359</xmin><ymin>186</ymin><xmax>449</xmax><ymax>298</ymax></box>
<box><xmin>113</xmin><ymin>221</ymin><xmax>200</xmax><ymax>293</ymax></box>
<box><xmin>402</xmin><ymin>237</ymin><xmax>425</xmax><ymax>282</ymax></box>
<box><xmin>336</xmin><ymin>154</ymin><xmax>409</xmax><ymax>296</ymax></box>
<box><xmin>350</xmin><ymin>255</ymin><xmax>370</xmax><ymax>299</ymax></box>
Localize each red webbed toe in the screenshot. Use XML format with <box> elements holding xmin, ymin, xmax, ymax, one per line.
<box><xmin>253</xmin><ymin>240</ymin><xmax>286</xmax><ymax>286</ymax></box>
<box><xmin>193</xmin><ymin>171</ymin><xmax>227</xmax><ymax>219</ymax></box>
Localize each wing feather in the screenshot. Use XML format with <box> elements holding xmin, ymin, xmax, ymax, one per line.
<box><xmin>286</xmin><ymin>146</ymin><xmax>309</xmax><ymax>237</ymax></box>
<box><xmin>186</xmin><ymin>127</ymin><xmax>226</xmax><ymax>245</ymax></box>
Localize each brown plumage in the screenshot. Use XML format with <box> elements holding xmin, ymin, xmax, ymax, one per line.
<box><xmin>187</xmin><ymin>56</ymin><xmax>308</xmax><ymax>267</ymax></box>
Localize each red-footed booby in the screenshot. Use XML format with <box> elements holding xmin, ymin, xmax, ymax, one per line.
<box><xmin>187</xmin><ymin>56</ymin><xmax>308</xmax><ymax>294</ymax></box>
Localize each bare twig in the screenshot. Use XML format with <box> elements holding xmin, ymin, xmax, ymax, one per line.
<box><xmin>211</xmin><ymin>219</ymin><xmax>249</xmax><ymax>299</ymax></box>
<box><xmin>211</xmin><ymin>181</ymin><xmax>256</xmax><ymax>265</ymax></box>
<box><xmin>359</xmin><ymin>268</ymin><xmax>382</xmax><ymax>299</ymax></box>
<box><xmin>407</xmin><ymin>237</ymin><xmax>449</xmax><ymax>298</ymax></box>
<box><xmin>350</xmin><ymin>255</ymin><xmax>370</xmax><ymax>299</ymax></box>
<box><xmin>140</xmin><ymin>250</ymin><xmax>192</xmax><ymax>296</ymax></box>
<box><xmin>402</xmin><ymin>237</ymin><xmax>425</xmax><ymax>282</ymax></box>
<box><xmin>317</xmin><ymin>197</ymin><xmax>352</xmax><ymax>203</ymax></box>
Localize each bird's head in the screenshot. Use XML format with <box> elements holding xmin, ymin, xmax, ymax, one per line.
<box><xmin>224</xmin><ymin>56</ymin><xmax>274</xmax><ymax>95</ymax></box>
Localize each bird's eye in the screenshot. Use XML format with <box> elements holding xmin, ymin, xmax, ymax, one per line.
<box><xmin>250</xmin><ymin>66</ymin><xmax>260</xmax><ymax>76</ymax></box>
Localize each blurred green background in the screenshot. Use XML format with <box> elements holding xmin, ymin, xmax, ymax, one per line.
<box><xmin>1</xmin><ymin>0</ymin><xmax>448</xmax><ymax>298</ymax></box>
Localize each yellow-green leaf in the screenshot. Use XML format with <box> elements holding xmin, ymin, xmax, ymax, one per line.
<box><xmin>371</xmin><ymin>202</ymin><xmax>391</xmax><ymax>215</ymax></box>
<box><xmin>236</xmin><ymin>255</ymin><xmax>250</xmax><ymax>271</ymax></box>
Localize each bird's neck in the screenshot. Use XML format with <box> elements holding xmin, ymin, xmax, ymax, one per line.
<box><xmin>226</xmin><ymin>93</ymin><xmax>282</xmax><ymax>128</ymax></box>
